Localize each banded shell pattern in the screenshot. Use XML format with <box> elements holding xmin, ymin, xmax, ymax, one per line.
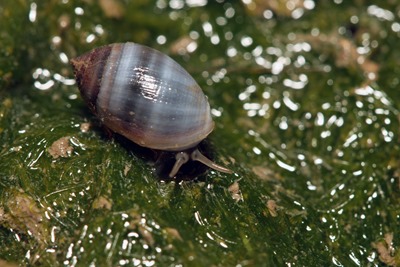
<box><xmin>71</xmin><ymin>43</ymin><xmax>214</xmax><ymax>151</ymax></box>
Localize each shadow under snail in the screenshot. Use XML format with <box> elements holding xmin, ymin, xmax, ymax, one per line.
<box><xmin>71</xmin><ymin>42</ymin><xmax>232</xmax><ymax>178</ymax></box>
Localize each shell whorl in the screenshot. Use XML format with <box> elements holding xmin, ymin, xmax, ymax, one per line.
<box><xmin>71</xmin><ymin>42</ymin><xmax>214</xmax><ymax>151</ymax></box>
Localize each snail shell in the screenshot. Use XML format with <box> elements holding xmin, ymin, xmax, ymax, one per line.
<box><xmin>71</xmin><ymin>42</ymin><xmax>232</xmax><ymax>177</ymax></box>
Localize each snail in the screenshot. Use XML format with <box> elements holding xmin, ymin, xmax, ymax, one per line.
<box><xmin>70</xmin><ymin>42</ymin><xmax>232</xmax><ymax>178</ymax></box>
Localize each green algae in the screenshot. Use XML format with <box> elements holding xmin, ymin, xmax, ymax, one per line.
<box><xmin>0</xmin><ymin>0</ymin><xmax>400</xmax><ymax>266</ymax></box>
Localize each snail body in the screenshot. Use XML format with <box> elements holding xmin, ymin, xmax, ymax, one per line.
<box><xmin>71</xmin><ymin>42</ymin><xmax>232</xmax><ymax>177</ymax></box>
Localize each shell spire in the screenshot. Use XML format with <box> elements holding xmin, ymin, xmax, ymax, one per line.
<box><xmin>71</xmin><ymin>45</ymin><xmax>114</xmax><ymax>114</ymax></box>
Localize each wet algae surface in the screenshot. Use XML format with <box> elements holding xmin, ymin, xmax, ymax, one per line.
<box><xmin>1</xmin><ymin>0</ymin><xmax>400</xmax><ymax>266</ymax></box>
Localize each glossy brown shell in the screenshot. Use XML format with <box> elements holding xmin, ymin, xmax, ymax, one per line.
<box><xmin>71</xmin><ymin>43</ymin><xmax>214</xmax><ymax>151</ymax></box>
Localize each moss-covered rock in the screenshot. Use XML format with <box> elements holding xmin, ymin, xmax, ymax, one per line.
<box><xmin>1</xmin><ymin>1</ymin><xmax>399</xmax><ymax>266</ymax></box>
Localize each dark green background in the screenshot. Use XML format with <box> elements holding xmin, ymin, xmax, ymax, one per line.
<box><xmin>1</xmin><ymin>0</ymin><xmax>399</xmax><ymax>266</ymax></box>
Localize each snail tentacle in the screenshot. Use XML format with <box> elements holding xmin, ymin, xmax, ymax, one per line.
<box><xmin>190</xmin><ymin>149</ymin><xmax>233</xmax><ymax>175</ymax></box>
<box><xmin>169</xmin><ymin>152</ymin><xmax>190</xmax><ymax>178</ymax></box>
